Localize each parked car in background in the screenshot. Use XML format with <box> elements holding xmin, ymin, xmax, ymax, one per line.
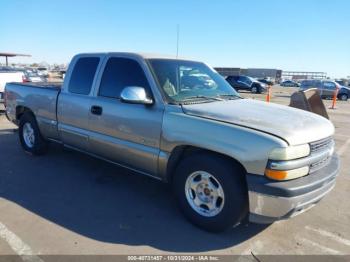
<box><xmin>257</xmin><ymin>78</ymin><xmax>274</xmax><ymax>86</ymax></box>
<box><xmin>22</xmin><ymin>70</ymin><xmax>46</xmax><ymax>83</ymax></box>
<box><xmin>226</xmin><ymin>75</ymin><xmax>267</xmax><ymax>93</ymax></box>
<box><xmin>300</xmin><ymin>79</ymin><xmax>349</xmax><ymax>101</ymax></box>
<box><xmin>36</xmin><ymin>67</ymin><xmax>49</xmax><ymax>77</ymax></box>
<box><xmin>4</xmin><ymin>52</ymin><xmax>339</xmax><ymax>232</ymax></box>
<box><xmin>59</xmin><ymin>70</ymin><xmax>66</xmax><ymax>79</ymax></box>
<box><xmin>335</xmin><ymin>79</ymin><xmax>349</xmax><ymax>87</ymax></box>
<box><xmin>0</xmin><ymin>67</ymin><xmax>24</xmax><ymax>109</ymax></box>
<box><xmin>338</xmin><ymin>86</ymin><xmax>350</xmax><ymax>101</ymax></box>
<box><xmin>280</xmin><ymin>80</ymin><xmax>300</xmax><ymax>87</ymax></box>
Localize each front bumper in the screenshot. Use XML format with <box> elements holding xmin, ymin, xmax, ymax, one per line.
<box><xmin>247</xmin><ymin>154</ymin><xmax>340</xmax><ymax>223</ymax></box>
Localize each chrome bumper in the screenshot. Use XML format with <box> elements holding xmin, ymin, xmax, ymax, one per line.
<box><xmin>247</xmin><ymin>154</ymin><xmax>340</xmax><ymax>224</ymax></box>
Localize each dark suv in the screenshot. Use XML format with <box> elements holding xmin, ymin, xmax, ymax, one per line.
<box><xmin>226</xmin><ymin>75</ymin><xmax>267</xmax><ymax>93</ymax></box>
<box><xmin>300</xmin><ymin>80</ymin><xmax>350</xmax><ymax>101</ymax></box>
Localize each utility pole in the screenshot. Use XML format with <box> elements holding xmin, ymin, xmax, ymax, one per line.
<box><xmin>176</xmin><ymin>24</ymin><xmax>180</xmax><ymax>58</ymax></box>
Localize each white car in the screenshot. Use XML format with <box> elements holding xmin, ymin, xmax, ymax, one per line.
<box><xmin>36</xmin><ymin>67</ymin><xmax>49</xmax><ymax>77</ymax></box>
<box><xmin>23</xmin><ymin>70</ymin><xmax>46</xmax><ymax>83</ymax></box>
<box><xmin>0</xmin><ymin>68</ymin><xmax>24</xmax><ymax>108</ymax></box>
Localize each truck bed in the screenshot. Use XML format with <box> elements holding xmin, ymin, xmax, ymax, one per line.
<box><xmin>5</xmin><ymin>81</ymin><xmax>62</xmax><ymax>140</ymax></box>
<box><xmin>9</xmin><ymin>82</ymin><xmax>62</xmax><ymax>90</ymax></box>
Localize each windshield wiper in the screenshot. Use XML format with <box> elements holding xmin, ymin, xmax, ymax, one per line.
<box><xmin>216</xmin><ymin>94</ymin><xmax>242</xmax><ymax>100</ymax></box>
<box><xmin>181</xmin><ymin>95</ymin><xmax>224</xmax><ymax>102</ymax></box>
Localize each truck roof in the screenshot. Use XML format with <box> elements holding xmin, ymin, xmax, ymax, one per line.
<box><xmin>76</xmin><ymin>52</ymin><xmax>197</xmax><ymax>61</ymax></box>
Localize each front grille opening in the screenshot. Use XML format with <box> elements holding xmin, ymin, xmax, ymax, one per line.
<box><xmin>308</xmin><ymin>137</ymin><xmax>334</xmax><ymax>174</ymax></box>
<box><xmin>310</xmin><ymin>137</ymin><xmax>333</xmax><ymax>153</ymax></box>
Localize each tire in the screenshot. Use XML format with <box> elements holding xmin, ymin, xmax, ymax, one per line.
<box><xmin>172</xmin><ymin>153</ymin><xmax>248</xmax><ymax>232</ymax></box>
<box><xmin>251</xmin><ymin>85</ymin><xmax>258</xmax><ymax>94</ymax></box>
<box><xmin>257</xmin><ymin>85</ymin><xmax>262</xmax><ymax>94</ymax></box>
<box><xmin>339</xmin><ymin>94</ymin><xmax>348</xmax><ymax>101</ymax></box>
<box><xmin>19</xmin><ymin>112</ymin><xmax>48</xmax><ymax>155</ymax></box>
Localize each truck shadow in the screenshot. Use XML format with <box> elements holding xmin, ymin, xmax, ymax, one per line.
<box><xmin>0</xmin><ymin>129</ymin><xmax>269</xmax><ymax>252</ymax></box>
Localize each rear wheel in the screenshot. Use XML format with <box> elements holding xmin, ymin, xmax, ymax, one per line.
<box><xmin>172</xmin><ymin>153</ymin><xmax>248</xmax><ymax>232</ymax></box>
<box><xmin>19</xmin><ymin>112</ymin><xmax>48</xmax><ymax>155</ymax></box>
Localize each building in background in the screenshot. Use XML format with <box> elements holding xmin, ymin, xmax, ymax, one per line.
<box><xmin>214</xmin><ymin>67</ymin><xmax>282</xmax><ymax>83</ymax></box>
<box><xmin>214</xmin><ymin>67</ymin><xmax>242</xmax><ymax>77</ymax></box>
<box><xmin>282</xmin><ymin>71</ymin><xmax>327</xmax><ymax>80</ymax></box>
<box><xmin>244</xmin><ymin>68</ymin><xmax>282</xmax><ymax>82</ymax></box>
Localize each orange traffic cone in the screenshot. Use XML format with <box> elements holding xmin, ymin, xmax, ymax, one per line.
<box><xmin>266</xmin><ymin>85</ymin><xmax>271</xmax><ymax>102</ymax></box>
<box><xmin>329</xmin><ymin>86</ymin><xmax>339</xmax><ymax>109</ymax></box>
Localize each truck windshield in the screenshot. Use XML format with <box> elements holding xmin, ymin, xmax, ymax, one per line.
<box><xmin>148</xmin><ymin>59</ymin><xmax>240</xmax><ymax>103</ymax></box>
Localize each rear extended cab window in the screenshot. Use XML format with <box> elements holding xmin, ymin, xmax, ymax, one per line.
<box><xmin>68</xmin><ymin>57</ymin><xmax>100</xmax><ymax>95</ymax></box>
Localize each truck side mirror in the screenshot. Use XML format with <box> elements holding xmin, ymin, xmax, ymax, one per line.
<box><xmin>120</xmin><ymin>86</ymin><xmax>153</xmax><ymax>105</ymax></box>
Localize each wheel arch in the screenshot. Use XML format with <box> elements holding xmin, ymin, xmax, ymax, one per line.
<box><xmin>16</xmin><ymin>106</ymin><xmax>35</xmax><ymax>122</ymax></box>
<box><xmin>166</xmin><ymin>145</ymin><xmax>248</xmax><ymax>186</ymax></box>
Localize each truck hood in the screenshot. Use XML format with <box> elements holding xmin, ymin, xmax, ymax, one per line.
<box><xmin>181</xmin><ymin>99</ymin><xmax>334</xmax><ymax>145</ymax></box>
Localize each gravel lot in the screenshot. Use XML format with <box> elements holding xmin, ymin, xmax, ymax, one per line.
<box><xmin>0</xmin><ymin>86</ymin><xmax>349</xmax><ymax>259</ymax></box>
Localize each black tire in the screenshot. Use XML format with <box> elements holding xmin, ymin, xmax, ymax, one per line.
<box><xmin>251</xmin><ymin>85</ymin><xmax>259</xmax><ymax>94</ymax></box>
<box><xmin>19</xmin><ymin>112</ymin><xmax>48</xmax><ymax>155</ymax></box>
<box><xmin>339</xmin><ymin>94</ymin><xmax>348</xmax><ymax>101</ymax></box>
<box><xmin>172</xmin><ymin>153</ymin><xmax>248</xmax><ymax>232</ymax></box>
<box><xmin>257</xmin><ymin>85</ymin><xmax>262</xmax><ymax>94</ymax></box>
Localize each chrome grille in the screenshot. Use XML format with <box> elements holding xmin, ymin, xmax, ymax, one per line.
<box><xmin>310</xmin><ymin>137</ymin><xmax>333</xmax><ymax>153</ymax></box>
<box><xmin>309</xmin><ymin>137</ymin><xmax>334</xmax><ymax>174</ymax></box>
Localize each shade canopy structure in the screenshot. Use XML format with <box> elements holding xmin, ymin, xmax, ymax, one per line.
<box><xmin>0</xmin><ymin>52</ymin><xmax>31</xmax><ymax>66</ymax></box>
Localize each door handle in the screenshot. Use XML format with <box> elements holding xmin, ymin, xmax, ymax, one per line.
<box><xmin>91</xmin><ymin>105</ymin><xmax>103</xmax><ymax>115</ymax></box>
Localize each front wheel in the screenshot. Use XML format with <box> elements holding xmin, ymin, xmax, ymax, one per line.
<box><xmin>19</xmin><ymin>112</ymin><xmax>48</xmax><ymax>155</ymax></box>
<box><xmin>251</xmin><ymin>86</ymin><xmax>258</xmax><ymax>93</ymax></box>
<box><xmin>172</xmin><ymin>153</ymin><xmax>248</xmax><ymax>232</ymax></box>
<box><xmin>339</xmin><ymin>94</ymin><xmax>348</xmax><ymax>101</ymax></box>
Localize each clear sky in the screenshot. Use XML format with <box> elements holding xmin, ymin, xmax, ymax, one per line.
<box><xmin>1</xmin><ymin>0</ymin><xmax>349</xmax><ymax>77</ymax></box>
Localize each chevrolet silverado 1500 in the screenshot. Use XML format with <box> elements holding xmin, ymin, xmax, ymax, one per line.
<box><xmin>4</xmin><ymin>53</ymin><xmax>340</xmax><ymax>232</ymax></box>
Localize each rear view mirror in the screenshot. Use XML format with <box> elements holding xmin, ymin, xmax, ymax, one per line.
<box><xmin>120</xmin><ymin>86</ymin><xmax>153</xmax><ymax>105</ymax></box>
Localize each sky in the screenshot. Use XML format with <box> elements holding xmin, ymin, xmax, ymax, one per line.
<box><xmin>1</xmin><ymin>0</ymin><xmax>349</xmax><ymax>78</ymax></box>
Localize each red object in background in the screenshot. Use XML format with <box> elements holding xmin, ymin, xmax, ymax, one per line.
<box><xmin>330</xmin><ymin>85</ymin><xmax>339</xmax><ymax>109</ymax></box>
<box><xmin>22</xmin><ymin>75</ymin><xmax>29</xmax><ymax>83</ymax></box>
<box><xmin>266</xmin><ymin>85</ymin><xmax>271</xmax><ymax>102</ymax></box>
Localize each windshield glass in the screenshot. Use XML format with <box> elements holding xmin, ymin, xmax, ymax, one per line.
<box><xmin>148</xmin><ymin>59</ymin><xmax>240</xmax><ymax>103</ymax></box>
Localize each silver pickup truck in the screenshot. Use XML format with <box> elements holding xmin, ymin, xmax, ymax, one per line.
<box><xmin>4</xmin><ymin>53</ymin><xmax>340</xmax><ymax>232</ymax></box>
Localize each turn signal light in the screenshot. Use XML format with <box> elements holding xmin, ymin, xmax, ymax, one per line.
<box><xmin>265</xmin><ymin>166</ymin><xmax>309</xmax><ymax>181</ymax></box>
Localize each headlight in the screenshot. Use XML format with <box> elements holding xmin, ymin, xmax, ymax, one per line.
<box><xmin>269</xmin><ymin>144</ymin><xmax>310</xmax><ymax>160</ymax></box>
